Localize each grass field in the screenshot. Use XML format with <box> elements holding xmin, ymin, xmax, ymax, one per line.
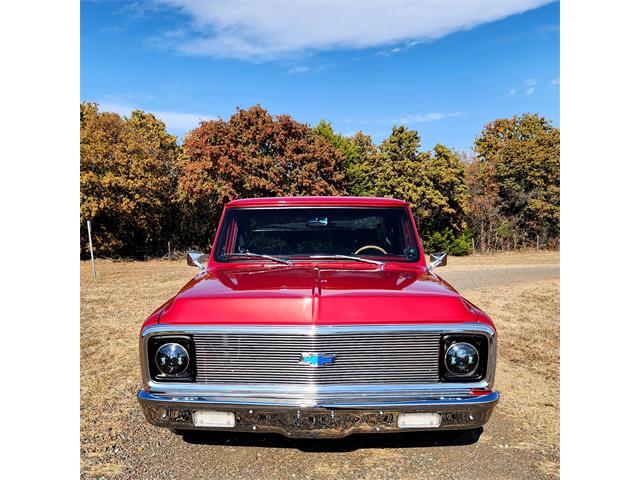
<box><xmin>80</xmin><ymin>251</ymin><xmax>559</xmax><ymax>479</ymax></box>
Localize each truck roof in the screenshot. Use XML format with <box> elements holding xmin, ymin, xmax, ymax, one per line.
<box><xmin>225</xmin><ymin>196</ymin><xmax>409</xmax><ymax>208</ymax></box>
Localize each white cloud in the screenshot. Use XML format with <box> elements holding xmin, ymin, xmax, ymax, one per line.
<box><xmin>507</xmin><ymin>88</ymin><xmax>517</xmax><ymax>96</ymax></box>
<box><xmin>344</xmin><ymin>112</ymin><xmax>463</xmax><ymax>126</ymax></box>
<box><xmin>398</xmin><ymin>112</ymin><xmax>463</xmax><ymax>124</ymax></box>
<box><xmin>287</xmin><ymin>65</ymin><xmax>311</xmax><ymax>74</ymax></box>
<box><xmin>550</xmin><ymin>77</ymin><xmax>560</xmax><ymax>85</ymax></box>
<box><xmin>376</xmin><ymin>40</ymin><xmax>423</xmax><ymax>57</ymax></box>
<box><xmin>150</xmin><ymin>109</ymin><xmax>209</xmax><ymax>131</ymax></box>
<box><xmin>98</xmin><ymin>101</ymin><xmax>209</xmax><ymax>133</ymax></box>
<box><xmin>401</xmin><ymin>113</ymin><xmax>445</xmax><ymax>123</ymax></box>
<box><xmin>536</xmin><ymin>23</ymin><xmax>559</xmax><ymax>33</ymax></box>
<box><xmin>523</xmin><ymin>78</ymin><xmax>537</xmax><ymax>95</ymax></box>
<box><xmin>154</xmin><ymin>0</ymin><xmax>554</xmax><ymax>60</ymax></box>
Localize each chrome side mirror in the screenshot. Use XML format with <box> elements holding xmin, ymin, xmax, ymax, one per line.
<box><xmin>187</xmin><ymin>251</ymin><xmax>207</xmax><ymax>271</ymax></box>
<box><xmin>428</xmin><ymin>252</ymin><xmax>448</xmax><ymax>271</ymax></box>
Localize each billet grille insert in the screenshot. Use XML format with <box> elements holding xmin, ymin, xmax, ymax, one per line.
<box><xmin>193</xmin><ymin>332</ymin><xmax>441</xmax><ymax>385</ymax></box>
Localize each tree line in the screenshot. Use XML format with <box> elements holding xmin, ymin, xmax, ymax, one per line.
<box><xmin>80</xmin><ymin>103</ymin><xmax>559</xmax><ymax>258</ymax></box>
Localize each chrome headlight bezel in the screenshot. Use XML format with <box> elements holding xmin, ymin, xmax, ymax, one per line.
<box><xmin>441</xmin><ymin>334</ymin><xmax>488</xmax><ymax>382</ymax></box>
<box><xmin>147</xmin><ymin>335</ymin><xmax>196</xmax><ymax>382</ymax></box>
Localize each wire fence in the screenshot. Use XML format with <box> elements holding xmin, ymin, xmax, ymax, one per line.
<box><xmin>82</xmin><ymin>244</ymin><xmax>211</xmax><ymax>262</ymax></box>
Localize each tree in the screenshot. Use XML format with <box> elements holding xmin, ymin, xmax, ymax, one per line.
<box><xmin>422</xmin><ymin>145</ymin><xmax>471</xmax><ymax>254</ymax></box>
<box><xmin>178</xmin><ymin>106</ymin><xmax>347</xmax><ymax>246</ymax></box>
<box><xmin>348</xmin><ymin>132</ymin><xmax>380</xmax><ymax>196</ymax></box>
<box><xmin>366</xmin><ymin>126</ymin><xmax>471</xmax><ymax>254</ymax></box>
<box><xmin>424</xmin><ymin>144</ymin><xmax>468</xmax><ymax>234</ymax></box>
<box><xmin>464</xmin><ymin>154</ymin><xmax>502</xmax><ymax>251</ymax></box>
<box><xmin>79</xmin><ymin>101</ymin><xmax>558</xmax><ymax>257</ymax></box>
<box><xmin>373</xmin><ymin>126</ymin><xmax>427</xmax><ymax>215</ymax></box>
<box><xmin>314</xmin><ymin>121</ymin><xmax>378</xmax><ymax>196</ymax></box>
<box><xmin>80</xmin><ymin>103</ymin><xmax>179</xmax><ymax>257</ymax></box>
<box><xmin>474</xmin><ymin>113</ymin><xmax>560</xmax><ymax>248</ymax></box>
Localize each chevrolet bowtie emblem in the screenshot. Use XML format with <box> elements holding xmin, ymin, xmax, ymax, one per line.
<box><xmin>299</xmin><ymin>352</ymin><xmax>336</xmax><ymax>366</ymax></box>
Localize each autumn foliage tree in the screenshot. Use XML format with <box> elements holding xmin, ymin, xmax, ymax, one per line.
<box><xmin>178</xmin><ymin>106</ymin><xmax>347</xmax><ymax>246</ymax></box>
<box><xmin>464</xmin><ymin>155</ymin><xmax>503</xmax><ymax>250</ymax></box>
<box><xmin>472</xmin><ymin>113</ymin><xmax>560</xmax><ymax>249</ymax></box>
<box><xmin>80</xmin><ymin>103</ymin><xmax>179</xmax><ymax>257</ymax></box>
<box><xmin>80</xmin><ymin>103</ymin><xmax>559</xmax><ymax>257</ymax></box>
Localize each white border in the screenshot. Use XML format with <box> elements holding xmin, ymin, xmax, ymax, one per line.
<box><xmin>2</xmin><ymin>0</ymin><xmax>79</xmax><ymax>476</ymax></box>
<box><xmin>562</xmin><ymin>0</ymin><xmax>640</xmax><ymax>476</ymax></box>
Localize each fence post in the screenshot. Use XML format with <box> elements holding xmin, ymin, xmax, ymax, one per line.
<box><xmin>168</xmin><ymin>241</ymin><xmax>171</xmax><ymax>257</ymax></box>
<box><xmin>472</xmin><ymin>237</ymin><xmax>475</xmax><ymax>255</ymax></box>
<box><xmin>87</xmin><ymin>220</ymin><xmax>96</xmax><ymax>278</ymax></box>
<box><xmin>536</xmin><ymin>234</ymin><xmax>540</xmax><ymax>251</ymax></box>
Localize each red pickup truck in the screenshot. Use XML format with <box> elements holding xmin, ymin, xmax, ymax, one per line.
<box><xmin>138</xmin><ymin>196</ymin><xmax>499</xmax><ymax>438</ymax></box>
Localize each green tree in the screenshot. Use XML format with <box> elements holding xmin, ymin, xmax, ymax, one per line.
<box><xmin>474</xmin><ymin>113</ymin><xmax>560</xmax><ymax>247</ymax></box>
<box><xmin>422</xmin><ymin>145</ymin><xmax>470</xmax><ymax>254</ymax></box>
<box><xmin>424</xmin><ymin>144</ymin><xmax>468</xmax><ymax>233</ymax></box>
<box><xmin>372</xmin><ymin>127</ymin><xmax>430</xmax><ymax>231</ymax></box>
<box><xmin>313</xmin><ymin>120</ymin><xmax>378</xmax><ymax>196</ymax></box>
<box><xmin>348</xmin><ymin>131</ymin><xmax>380</xmax><ymax>196</ymax></box>
<box><xmin>367</xmin><ymin>126</ymin><xmax>471</xmax><ymax>254</ymax></box>
<box><xmin>80</xmin><ymin>103</ymin><xmax>179</xmax><ymax>257</ymax></box>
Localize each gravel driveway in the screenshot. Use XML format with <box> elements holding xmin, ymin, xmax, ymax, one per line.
<box><xmin>81</xmin><ymin>254</ymin><xmax>560</xmax><ymax>479</ymax></box>
<box><xmin>438</xmin><ymin>263</ymin><xmax>559</xmax><ymax>291</ymax></box>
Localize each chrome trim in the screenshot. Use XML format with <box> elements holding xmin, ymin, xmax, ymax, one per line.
<box><xmin>139</xmin><ymin>323</ymin><xmax>497</xmax><ymax>405</ymax></box>
<box><xmin>428</xmin><ymin>252</ymin><xmax>448</xmax><ymax>271</ymax></box>
<box><xmin>223</xmin><ymin>251</ymin><xmax>293</xmax><ymax>265</ymax></box>
<box><xmin>192</xmin><ymin>330</ymin><xmax>441</xmax><ymax>385</ymax></box>
<box><xmin>186</xmin><ymin>251</ymin><xmax>207</xmax><ymax>271</ymax></box>
<box><xmin>140</xmin><ymin>323</ymin><xmax>497</xmax><ymax>337</ymax></box>
<box><xmin>139</xmin><ymin>388</ymin><xmax>499</xmax><ymax>409</ymax></box>
<box><xmin>137</xmin><ymin>389</ymin><xmax>499</xmax><ymax>437</ymax></box>
<box><xmin>306</xmin><ymin>254</ymin><xmax>383</xmax><ymax>266</ymax></box>
<box><xmin>214</xmin><ymin>206</ymin><xmax>421</xmax><ymax>265</ymax></box>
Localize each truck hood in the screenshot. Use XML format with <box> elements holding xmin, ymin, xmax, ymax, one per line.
<box><xmin>157</xmin><ymin>265</ymin><xmax>477</xmax><ymax>325</ymax></box>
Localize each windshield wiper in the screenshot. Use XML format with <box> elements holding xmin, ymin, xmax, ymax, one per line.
<box><xmin>222</xmin><ymin>251</ymin><xmax>292</xmax><ymax>265</ymax></box>
<box><xmin>304</xmin><ymin>255</ymin><xmax>383</xmax><ymax>266</ymax></box>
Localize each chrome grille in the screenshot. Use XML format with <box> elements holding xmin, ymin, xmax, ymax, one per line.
<box><xmin>193</xmin><ymin>331</ymin><xmax>442</xmax><ymax>385</ymax></box>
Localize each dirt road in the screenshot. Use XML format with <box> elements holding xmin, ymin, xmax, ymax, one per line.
<box><xmin>438</xmin><ymin>263</ymin><xmax>559</xmax><ymax>291</ymax></box>
<box><xmin>80</xmin><ymin>252</ymin><xmax>559</xmax><ymax>479</ymax></box>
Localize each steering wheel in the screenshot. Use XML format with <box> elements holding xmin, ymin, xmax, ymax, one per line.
<box><xmin>353</xmin><ymin>245</ymin><xmax>388</xmax><ymax>255</ymax></box>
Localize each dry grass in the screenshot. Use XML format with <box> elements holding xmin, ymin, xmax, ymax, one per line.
<box><xmin>447</xmin><ymin>250</ymin><xmax>559</xmax><ymax>267</ymax></box>
<box><xmin>81</xmin><ymin>260</ymin><xmax>193</xmax><ymax>477</ymax></box>
<box><xmin>466</xmin><ymin>280</ymin><xmax>560</xmax><ymax>455</ymax></box>
<box><xmin>80</xmin><ymin>251</ymin><xmax>559</xmax><ymax>478</ymax></box>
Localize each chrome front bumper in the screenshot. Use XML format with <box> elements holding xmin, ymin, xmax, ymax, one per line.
<box><xmin>137</xmin><ymin>390</ymin><xmax>499</xmax><ymax>438</ymax></box>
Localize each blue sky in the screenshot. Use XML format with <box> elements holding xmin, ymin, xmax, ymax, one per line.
<box><xmin>81</xmin><ymin>0</ymin><xmax>559</xmax><ymax>152</ymax></box>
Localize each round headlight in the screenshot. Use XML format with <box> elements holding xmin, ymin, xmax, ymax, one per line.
<box><xmin>445</xmin><ymin>342</ymin><xmax>479</xmax><ymax>376</ymax></box>
<box><xmin>155</xmin><ymin>343</ymin><xmax>189</xmax><ymax>376</ymax></box>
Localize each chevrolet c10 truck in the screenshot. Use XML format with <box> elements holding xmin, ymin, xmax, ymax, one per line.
<box><xmin>138</xmin><ymin>196</ymin><xmax>499</xmax><ymax>438</ymax></box>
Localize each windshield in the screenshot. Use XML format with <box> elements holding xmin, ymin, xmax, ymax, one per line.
<box><xmin>214</xmin><ymin>207</ymin><xmax>420</xmax><ymax>262</ymax></box>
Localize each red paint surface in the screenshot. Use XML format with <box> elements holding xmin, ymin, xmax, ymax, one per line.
<box><xmin>143</xmin><ymin>197</ymin><xmax>495</xmax><ymax>331</ymax></box>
